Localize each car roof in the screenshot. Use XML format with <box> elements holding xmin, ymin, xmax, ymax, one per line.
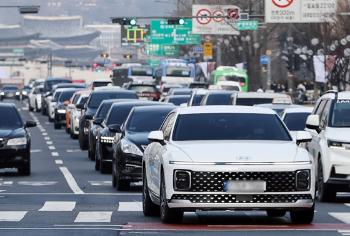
<box><xmin>177</xmin><ymin>105</ymin><xmax>276</xmax><ymax>115</ymax></box>
<box><xmin>320</xmin><ymin>91</ymin><xmax>350</xmax><ymax>100</ymax></box>
<box><xmin>255</xmin><ymin>104</ymin><xmax>301</xmax><ymax>109</ymax></box>
<box><xmin>100</xmin><ymin>99</ymin><xmax>136</xmax><ymax>106</ymax></box>
<box><xmin>234</xmin><ymin>92</ymin><xmax>291</xmax><ymax>99</ymax></box>
<box><xmin>167</xmin><ymin>95</ymin><xmax>191</xmax><ymax>99</ymax></box>
<box><xmin>110</xmin><ymin>101</ymin><xmax>166</xmax><ymax>109</ymax></box>
<box><xmin>132</xmin><ymin>105</ymin><xmax>175</xmax><ymax>113</ymax></box>
<box><xmin>0</xmin><ymin>103</ymin><xmax>16</xmax><ymax>108</ymax></box>
<box><xmin>192</xmin><ymin>89</ymin><xmax>209</xmax><ymax>95</ymax></box>
<box><xmin>91</xmin><ymin>89</ymin><xmax>134</xmax><ymax>94</ymax></box>
<box><xmin>283</xmin><ymin>107</ymin><xmax>314</xmax><ymax>114</ymax></box>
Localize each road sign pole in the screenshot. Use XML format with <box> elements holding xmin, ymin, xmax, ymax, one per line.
<box><xmin>267</xmin><ymin>56</ymin><xmax>271</xmax><ymax>90</ymax></box>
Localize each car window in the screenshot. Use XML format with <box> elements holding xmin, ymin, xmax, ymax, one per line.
<box><xmin>87</xmin><ymin>92</ymin><xmax>137</xmax><ymax>108</ymax></box>
<box><xmin>0</xmin><ymin>107</ymin><xmax>23</xmax><ymax>129</ymax></box>
<box><xmin>315</xmin><ymin>100</ymin><xmax>326</xmax><ymax>117</ymax></box>
<box><xmin>283</xmin><ymin>113</ymin><xmax>311</xmax><ymax>131</ymax></box>
<box><xmin>320</xmin><ymin>100</ymin><xmax>331</xmax><ymax>128</ymax></box>
<box><xmin>126</xmin><ymin>109</ymin><xmax>172</xmax><ymax>133</ymax></box>
<box><xmin>173</xmin><ymin>113</ymin><xmax>291</xmax><ymax>141</ymax></box>
<box><xmin>206</xmin><ymin>94</ymin><xmax>232</xmax><ymax>105</ymax></box>
<box><xmin>161</xmin><ymin>113</ymin><xmax>176</xmax><ymax>141</ymax></box>
<box><xmin>330</xmin><ymin>99</ymin><xmax>350</xmax><ymax>127</ymax></box>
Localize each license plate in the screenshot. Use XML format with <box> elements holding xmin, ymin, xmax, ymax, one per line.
<box><xmin>224</xmin><ymin>181</ymin><xmax>266</xmax><ymax>193</ymax></box>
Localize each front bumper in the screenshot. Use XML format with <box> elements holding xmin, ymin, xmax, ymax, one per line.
<box><xmin>55</xmin><ymin>112</ymin><xmax>66</xmax><ymax>124</ymax></box>
<box><xmin>0</xmin><ymin>146</ymin><xmax>29</xmax><ymax>168</ymax></box>
<box><xmin>119</xmin><ymin>151</ymin><xmax>142</xmax><ymax>181</ymax></box>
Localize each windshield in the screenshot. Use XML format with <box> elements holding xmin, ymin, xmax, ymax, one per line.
<box><xmin>284</xmin><ymin>113</ymin><xmax>310</xmax><ymax>131</ymax></box>
<box><xmin>2</xmin><ymin>86</ymin><xmax>18</xmax><ymax>91</ymax></box>
<box><xmin>58</xmin><ymin>91</ymin><xmax>77</xmax><ymax>102</ymax></box>
<box><xmin>130</xmin><ymin>67</ymin><xmax>153</xmax><ymax>76</ymax></box>
<box><xmin>205</xmin><ymin>94</ymin><xmax>232</xmax><ymax>105</ymax></box>
<box><xmin>106</xmin><ymin>106</ymin><xmax>134</xmax><ymax>126</ymax></box>
<box><xmin>129</xmin><ymin>86</ymin><xmax>157</xmax><ymax>93</ymax></box>
<box><xmin>192</xmin><ymin>94</ymin><xmax>205</xmax><ymax>106</ymax></box>
<box><xmin>173</xmin><ymin>113</ymin><xmax>291</xmax><ymax>141</ymax></box>
<box><xmin>126</xmin><ymin>109</ymin><xmax>171</xmax><ymax>132</ymax></box>
<box><xmin>236</xmin><ymin>98</ymin><xmax>273</xmax><ymax>106</ymax></box>
<box><xmin>53</xmin><ymin>91</ymin><xmax>62</xmax><ymax>102</ymax></box>
<box><xmin>330</xmin><ymin>100</ymin><xmax>350</xmax><ymax>127</ymax></box>
<box><xmin>95</xmin><ymin>103</ymin><xmax>114</xmax><ymax>119</ymax></box>
<box><xmin>77</xmin><ymin>96</ymin><xmax>89</xmax><ymax>106</ymax></box>
<box><xmin>88</xmin><ymin>92</ymin><xmax>137</xmax><ymax>108</ymax></box>
<box><xmin>0</xmin><ymin>107</ymin><xmax>23</xmax><ymax>129</ymax></box>
<box><xmin>166</xmin><ymin>66</ymin><xmax>191</xmax><ymax>77</ymax></box>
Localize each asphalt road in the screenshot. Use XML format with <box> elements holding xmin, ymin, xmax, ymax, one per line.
<box><xmin>0</xmin><ymin>100</ymin><xmax>349</xmax><ymax>235</ymax></box>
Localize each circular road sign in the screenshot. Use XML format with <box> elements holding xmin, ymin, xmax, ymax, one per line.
<box><xmin>272</xmin><ymin>0</ymin><xmax>294</xmax><ymax>8</ymax></box>
<box><xmin>212</xmin><ymin>10</ymin><xmax>224</xmax><ymax>22</ymax></box>
<box><xmin>196</xmin><ymin>9</ymin><xmax>212</xmax><ymax>25</ymax></box>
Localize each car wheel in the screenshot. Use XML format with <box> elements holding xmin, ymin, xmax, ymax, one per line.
<box><xmin>114</xmin><ymin>157</ymin><xmax>129</xmax><ymax>190</ymax></box>
<box><xmin>28</xmin><ymin>103</ymin><xmax>34</xmax><ymax>112</ymax></box>
<box><xmin>160</xmin><ymin>172</ymin><xmax>183</xmax><ymax>223</ymax></box>
<box><xmin>143</xmin><ymin>168</ymin><xmax>159</xmax><ymax>216</ymax></box>
<box><xmin>79</xmin><ymin>130</ymin><xmax>88</xmax><ymax>150</ymax></box>
<box><xmin>290</xmin><ymin>205</ymin><xmax>314</xmax><ymax>224</ymax></box>
<box><xmin>18</xmin><ymin>155</ymin><xmax>31</xmax><ymax>176</ymax></box>
<box><xmin>41</xmin><ymin>105</ymin><xmax>46</xmax><ymax>115</ymax></box>
<box><xmin>317</xmin><ymin>159</ymin><xmax>336</xmax><ymax>202</ymax></box>
<box><xmin>100</xmin><ymin>157</ymin><xmax>109</xmax><ymax>174</ymax></box>
<box><xmin>266</xmin><ymin>210</ymin><xmax>286</xmax><ymax>217</ymax></box>
<box><xmin>65</xmin><ymin>125</ymin><xmax>70</xmax><ymax>134</ymax></box>
<box><xmin>70</xmin><ymin>129</ymin><xmax>77</xmax><ymax>139</ymax></box>
<box><xmin>95</xmin><ymin>143</ymin><xmax>100</xmax><ymax>171</ymax></box>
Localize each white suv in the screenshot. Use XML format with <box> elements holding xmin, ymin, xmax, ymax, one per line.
<box><xmin>143</xmin><ymin>106</ymin><xmax>315</xmax><ymax>224</ymax></box>
<box><xmin>306</xmin><ymin>91</ymin><xmax>350</xmax><ymax>202</ymax></box>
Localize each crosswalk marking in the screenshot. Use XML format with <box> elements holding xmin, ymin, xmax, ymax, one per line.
<box><xmin>0</xmin><ymin>211</ymin><xmax>27</xmax><ymax>221</ymax></box>
<box><xmin>74</xmin><ymin>212</ymin><xmax>113</xmax><ymax>223</ymax></box>
<box><xmin>118</xmin><ymin>202</ymin><xmax>142</xmax><ymax>212</ymax></box>
<box><xmin>39</xmin><ymin>201</ymin><xmax>76</xmax><ymax>212</ymax></box>
<box><xmin>329</xmin><ymin>212</ymin><xmax>350</xmax><ymax>224</ymax></box>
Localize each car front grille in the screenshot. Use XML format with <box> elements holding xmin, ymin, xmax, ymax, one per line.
<box><xmin>171</xmin><ymin>194</ymin><xmax>312</xmax><ymax>204</ymax></box>
<box><xmin>190</xmin><ymin>171</ymin><xmax>297</xmax><ymax>192</ymax></box>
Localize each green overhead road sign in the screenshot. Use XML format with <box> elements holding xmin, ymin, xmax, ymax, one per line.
<box><xmin>150</xmin><ymin>19</ymin><xmax>201</xmax><ymax>45</ymax></box>
<box><xmin>145</xmin><ymin>44</ymin><xmax>179</xmax><ymax>56</ymax></box>
<box><xmin>236</xmin><ymin>20</ymin><xmax>258</xmax><ymax>31</ymax></box>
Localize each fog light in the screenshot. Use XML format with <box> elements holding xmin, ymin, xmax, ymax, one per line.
<box><xmin>174</xmin><ymin>170</ymin><xmax>191</xmax><ymax>191</ymax></box>
<box><xmin>296</xmin><ymin>170</ymin><xmax>310</xmax><ymax>191</ymax></box>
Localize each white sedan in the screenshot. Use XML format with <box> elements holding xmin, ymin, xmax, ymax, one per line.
<box><xmin>143</xmin><ymin>106</ymin><xmax>315</xmax><ymax>224</ymax></box>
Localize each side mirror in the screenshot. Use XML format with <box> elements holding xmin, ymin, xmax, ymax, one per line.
<box><xmin>296</xmin><ymin>131</ymin><xmax>312</xmax><ymax>145</ymax></box>
<box><xmin>85</xmin><ymin>114</ymin><xmax>93</xmax><ymax>120</ymax></box>
<box><xmin>76</xmin><ymin>104</ymin><xmax>84</xmax><ymax>110</ymax></box>
<box><xmin>108</xmin><ymin>124</ymin><xmax>121</xmax><ymax>133</ymax></box>
<box><xmin>306</xmin><ymin>115</ymin><xmax>320</xmax><ymax>132</ymax></box>
<box><xmin>93</xmin><ymin>117</ymin><xmax>103</xmax><ymax>125</ymax></box>
<box><xmin>148</xmin><ymin>131</ymin><xmax>164</xmax><ymax>143</ymax></box>
<box><xmin>25</xmin><ymin>121</ymin><xmax>37</xmax><ymax>128</ymax></box>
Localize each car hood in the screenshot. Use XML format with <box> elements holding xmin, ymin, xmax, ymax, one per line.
<box><xmin>0</xmin><ymin>128</ymin><xmax>25</xmax><ymax>139</ymax></box>
<box><xmin>171</xmin><ymin>141</ymin><xmax>306</xmax><ymax>163</ymax></box>
<box><xmin>126</xmin><ymin>132</ymin><xmax>149</xmax><ymax>149</ymax></box>
<box><xmin>326</xmin><ymin>127</ymin><xmax>350</xmax><ymax>142</ymax></box>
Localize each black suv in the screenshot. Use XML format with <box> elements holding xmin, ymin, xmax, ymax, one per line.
<box><xmin>0</xmin><ymin>103</ymin><xmax>36</xmax><ymax>175</ymax></box>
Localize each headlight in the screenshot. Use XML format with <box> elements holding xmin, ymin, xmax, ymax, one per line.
<box><xmin>295</xmin><ymin>170</ymin><xmax>310</xmax><ymax>191</ymax></box>
<box><xmin>120</xmin><ymin>139</ymin><xmax>143</xmax><ymax>156</ymax></box>
<box><xmin>101</xmin><ymin>136</ymin><xmax>114</xmax><ymax>144</ymax></box>
<box><xmin>0</xmin><ymin>92</ymin><xmax>4</xmax><ymax>95</ymax></box>
<box><xmin>16</xmin><ymin>92</ymin><xmax>20</xmax><ymax>95</ymax></box>
<box><xmin>22</xmin><ymin>91</ymin><xmax>28</xmax><ymax>95</ymax></box>
<box><xmin>57</xmin><ymin>109</ymin><xmax>66</xmax><ymax>114</ymax></box>
<box><xmin>7</xmin><ymin>137</ymin><xmax>27</xmax><ymax>146</ymax></box>
<box><xmin>174</xmin><ymin>170</ymin><xmax>192</xmax><ymax>191</ymax></box>
<box><xmin>327</xmin><ymin>140</ymin><xmax>350</xmax><ymax>150</ymax></box>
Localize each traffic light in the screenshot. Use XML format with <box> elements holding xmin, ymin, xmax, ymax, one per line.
<box><xmin>167</xmin><ymin>18</ymin><xmax>185</xmax><ymax>25</ymax></box>
<box><xmin>112</xmin><ymin>17</ymin><xmax>137</xmax><ymax>26</ymax></box>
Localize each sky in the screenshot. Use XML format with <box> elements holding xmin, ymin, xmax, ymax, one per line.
<box><xmin>0</xmin><ymin>0</ymin><xmax>177</xmax><ymax>25</ymax></box>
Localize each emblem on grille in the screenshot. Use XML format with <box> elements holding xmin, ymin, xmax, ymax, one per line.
<box><xmin>236</xmin><ymin>156</ymin><xmax>250</xmax><ymax>161</ymax></box>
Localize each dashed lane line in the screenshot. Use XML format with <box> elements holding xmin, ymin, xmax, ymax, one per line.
<box><xmin>46</xmin><ymin>141</ymin><xmax>53</xmax><ymax>145</ymax></box>
<box><xmin>55</xmin><ymin>160</ymin><xmax>63</xmax><ymax>165</ymax></box>
<box><xmin>0</xmin><ymin>211</ymin><xmax>27</xmax><ymax>222</ymax></box>
<box><xmin>48</xmin><ymin>146</ymin><xmax>56</xmax><ymax>150</ymax></box>
<box><xmin>117</xmin><ymin>202</ymin><xmax>142</xmax><ymax>212</ymax></box>
<box><xmin>59</xmin><ymin>167</ymin><xmax>84</xmax><ymax>194</ymax></box>
<box><xmin>52</xmin><ymin>152</ymin><xmax>59</xmax><ymax>157</ymax></box>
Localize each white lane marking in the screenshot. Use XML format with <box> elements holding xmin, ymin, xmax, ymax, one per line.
<box><xmin>0</xmin><ymin>181</ymin><xmax>13</xmax><ymax>186</ymax></box>
<box><xmin>45</xmin><ymin>122</ymin><xmax>50</xmax><ymax>125</ymax></box>
<box><xmin>39</xmin><ymin>201</ymin><xmax>76</xmax><ymax>212</ymax></box>
<box><xmin>42</xmin><ymin>133</ymin><xmax>48</xmax><ymax>136</ymax></box>
<box><xmin>40</xmin><ymin>129</ymin><xmax>46</xmax><ymax>133</ymax></box>
<box><xmin>0</xmin><ymin>211</ymin><xmax>27</xmax><ymax>221</ymax></box>
<box><xmin>44</xmin><ymin>137</ymin><xmax>50</xmax><ymax>141</ymax></box>
<box><xmin>52</xmin><ymin>152</ymin><xmax>59</xmax><ymax>157</ymax></box>
<box><xmin>329</xmin><ymin>212</ymin><xmax>350</xmax><ymax>224</ymax></box>
<box><xmin>17</xmin><ymin>181</ymin><xmax>57</xmax><ymax>186</ymax></box>
<box><xmin>30</xmin><ymin>149</ymin><xmax>42</xmax><ymax>153</ymax></box>
<box><xmin>117</xmin><ymin>202</ymin><xmax>142</xmax><ymax>212</ymax></box>
<box><xmin>59</xmin><ymin>167</ymin><xmax>84</xmax><ymax>194</ymax></box>
<box><xmin>74</xmin><ymin>212</ymin><xmax>112</xmax><ymax>223</ymax></box>
<box><xmin>48</xmin><ymin>146</ymin><xmax>56</xmax><ymax>150</ymax></box>
<box><xmin>67</xmin><ymin>149</ymin><xmax>82</xmax><ymax>153</ymax></box>
<box><xmin>55</xmin><ymin>160</ymin><xmax>63</xmax><ymax>165</ymax></box>
<box><xmin>88</xmin><ymin>181</ymin><xmax>112</xmax><ymax>186</ymax></box>
<box><xmin>46</xmin><ymin>141</ymin><xmax>53</xmax><ymax>145</ymax></box>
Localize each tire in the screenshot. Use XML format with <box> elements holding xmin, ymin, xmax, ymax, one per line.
<box><xmin>95</xmin><ymin>143</ymin><xmax>100</xmax><ymax>171</ymax></box>
<box><xmin>317</xmin><ymin>159</ymin><xmax>336</xmax><ymax>202</ymax></box>
<box><xmin>18</xmin><ymin>156</ymin><xmax>31</xmax><ymax>176</ymax></box>
<box><xmin>41</xmin><ymin>104</ymin><xmax>46</xmax><ymax>115</ymax></box>
<box><xmin>48</xmin><ymin>116</ymin><xmax>54</xmax><ymax>122</ymax></box>
<box><xmin>79</xmin><ymin>129</ymin><xmax>88</xmax><ymax>150</ymax></box>
<box><xmin>114</xmin><ymin>156</ymin><xmax>129</xmax><ymax>190</ymax></box>
<box><xmin>70</xmin><ymin>130</ymin><xmax>77</xmax><ymax>139</ymax></box>
<box><xmin>267</xmin><ymin>210</ymin><xmax>286</xmax><ymax>217</ymax></box>
<box><xmin>54</xmin><ymin>120</ymin><xmax>61</xmax><ymax>130</ymax></box>
<box><xmin>143</xmin><ymin>168</ymin><xmax>159</xmax><ymax>216</ymax></box>
<box><xmin>160</xmin><ymin>172</ymin><xmax>183</xmax><ymax>223</ymax></box>
<box><xmin>28</xmin><ymin>103</ymin><xmax>34</xmax><ymax>112</ymax></box>
<box><xmin>65</xmin><ymin>125</ymin><xmax>70</xmax><ymax>134</ymax></box>
<box><xmin>100</xmin><ymin>157</ymin><xmax>110</xmax><ymax>174</ymax></box>
<box><xmin>290</xmin><ymin>205</ymin><xmax>314</xmax><ymax>224</ymax></box>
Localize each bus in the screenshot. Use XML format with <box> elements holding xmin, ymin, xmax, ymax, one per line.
<box><xmin>154</xmin><ymin>59</ymin><xmax>195</xmax><ymax>86</ymax></box>
<box><xmin>111</xmin><ymin>64</ymin><xmax>154</xmax><ymax>86</ymax></box>
<box><xmin>211</xmin><ymin>66</ymin><xmax>249</xmax><ymax>92</ymax></box>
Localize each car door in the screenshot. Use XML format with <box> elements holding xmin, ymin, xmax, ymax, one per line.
<box><xmin>148</xmin><ymin>113</ymin><xmax>176</xmax><ymax>195</ymax></box>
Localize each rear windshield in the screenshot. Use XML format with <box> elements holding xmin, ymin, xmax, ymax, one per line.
<box><xmin>236</xmin><ymin>98</ymin><xmax>273</xmax><ymax>106</ymax></box>
<box><xmin>88</xmin><ymin>92</ymin><xmax>137</xmax><ymax>109</ymax></box>
<box><xmin>173</xmin><ymin>113</ymin><xmax>291</xmax><ymax>141</ymax></box>
<box><xmin>205</xmin><ymin>94</ymin><xmax>232</xmax><ymax>105</ymax></box>
<box><xmin>0</xmin><ymin>107</ymin><xmax>23</xmax><ymax>129</ymax></box>
<box><xmin>129</xmin><ymin>86</ymin><xmax>157</xmax><ymax>93</ymax></box>
<box><xmin>283</xmin><ymin>113</ymin><xmax>310</xmax><ymax>131</ymax></box>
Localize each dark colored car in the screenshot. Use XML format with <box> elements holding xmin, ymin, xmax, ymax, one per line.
<box><xmin>167</xmin><ymin>88</ymin><xmax>192</xmax><ymax>96</ymax></box>
<box><xmin>78</xmin><ymin>89</ymin><xmax>138</xmax><ymax>150</ymax></box>
<box><xmin>0</xmin><ymin>85</ymin><xmax>20</xmax><ymax>100</ymax></box>
<box><xmin>112</xmin><ymin>105</ymin><xmax>174</xmax><ymax>190</ymax></box>
<box><xmin>53</xmin><ymin>88</ymin><xmax>83</xmax><ymax>129</ymax></box>
<box><xmin>88</xmin><ymin>99</ymin><xmax>134</xmax><ymax>161</ymax></box>
<box><xmin>164</xmin><ymin>95</ymin><xmax>191</xmax><ymax>106</ymax></box>
<box><xmin>200</xmin><ymin>91</ymin><xmax>235</xmax><ymax>106</ymax></box>
<box><xmin>125</xmin><ymin>83</ymin><xmax>160</xmax><ymax>101</ymax></box>
<box><xmin>0</xmin><ymin>103</ymin><xmax>36</xmax><ymax>175</ymax></box>
<box><xmin>95</xmin><ymin>101</ymin><xmax>168</xmax><ymax>173</ymax></box>
<box><xmin>41</xmin><ymin>78</ymin><xmax>72</xmax><ymax>115</ymax></box>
